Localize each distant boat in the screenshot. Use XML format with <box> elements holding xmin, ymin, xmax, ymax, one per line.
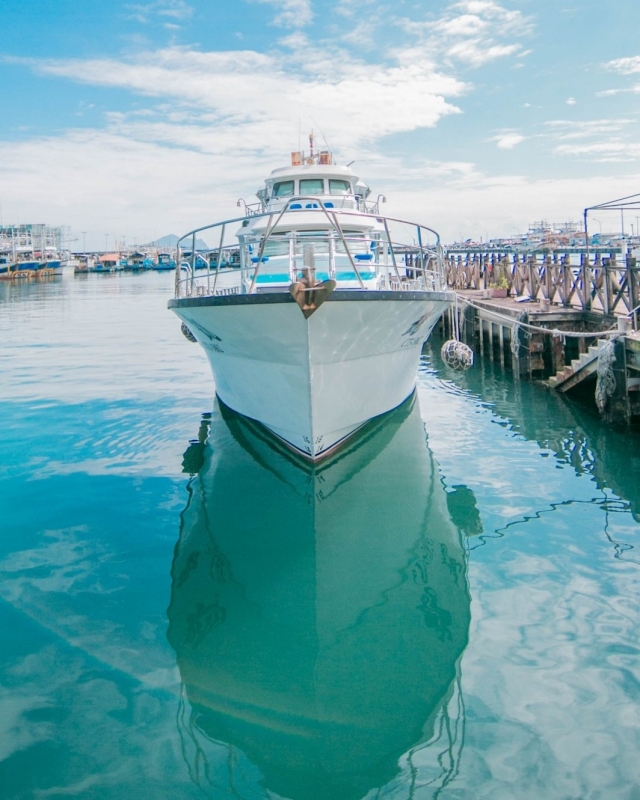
<box><xmin>73</xmin><ymin>255</ymin><xmax>97</xmax><ymax>273</ymax></box>
<box><xmin>38</xmin><ymin>248</ymin><xmax>62</xmax><ymax>270</ymax></box>
<box><xmin>124</xmin><ymin>251</ymin><xmax>148</xmax><ymax>270</ymax></box>
<box><xmin>152</xmin><ymin>253</ymin><xmax>176</xmax><ymax>271</ymax></box>
<box><xmin>11</xmin><ymin>260</ymin><xmax>41</xmax><ymax>272</ymax></box>
<box><xmin>92</xmin><ymin>253</ymin><xmax>123</xmax><ymax>272</ymax></box>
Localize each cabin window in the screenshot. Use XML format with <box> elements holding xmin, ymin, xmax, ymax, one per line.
<box><xmin>273</xmin><ymin>180</ymin><xmax>295</xmax><ymax>197</ymax></box>
<box><xmin>299</xmin><ymin>179</ymin><xmax>324</xmax><ymax>195</ymax></box>
<box><xmin>329</xmin><ymin>179</ymin><xmax>351</xmax><ymax>195</ymax></box>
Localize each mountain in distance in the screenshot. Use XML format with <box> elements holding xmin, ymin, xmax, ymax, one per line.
<box><xmin>145</xmin><ymin>234</ymin><xmax>210</xmax><ymax>250</ymax></box>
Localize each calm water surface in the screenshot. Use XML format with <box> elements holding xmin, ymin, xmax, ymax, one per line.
<box><xmin>1</xmin><ymin>273</ymin><xmax>640</xmax><ymax>799</ymax></box>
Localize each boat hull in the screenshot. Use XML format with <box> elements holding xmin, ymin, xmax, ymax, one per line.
<box><xmin>169</xmin><ymin>290</ymin><xmax>451</xmax><ymax>458</ymax></box>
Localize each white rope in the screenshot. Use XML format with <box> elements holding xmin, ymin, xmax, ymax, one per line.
<box><xmin>595</xmin><ymin>338</ymin><xmax>617</xmax><ymax>413</ymax></box>
<box><xmin>456</xmin><ymin>294</ymin><xmax>619</xmax><ymax>339</ymax></box>
<box><xmin>510</xmin><ymin>312</ymin><xmax>527</xmax><ymax>358</ymax></box>
<box><xmin>453</xmin><ymin>293</ymin><xmax>460</xmax><ymax>340</ymax></box>
<box><xmin>441</xmin><ymin>294</ymin><xmax>474</xmax><ymax>370</ymax></box>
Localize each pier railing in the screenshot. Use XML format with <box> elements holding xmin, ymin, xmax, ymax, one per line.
<box><xmin>446</xmin><ymin>250</ymin><xmax>640</xmax><ymax>325</ymax></box>
<box><xmin>174</xmin><ymin>201</ymin><xmax>447</xmax><ymax>299</ymax></box>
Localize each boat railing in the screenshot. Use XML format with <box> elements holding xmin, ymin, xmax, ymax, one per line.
<box><xmin>236</xmin><ymin>199</ymin><xmax>264</xmax><ymax>217</ymax></box>
<box><xmin>175</xmin><ymin>200</ymin><xmax>446</xmax><ymax>299</ymax></box>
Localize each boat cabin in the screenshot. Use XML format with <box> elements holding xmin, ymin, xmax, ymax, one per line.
<box><xmin>258</xmin><ymin>161</ymin><xmax>370</xmax><ymax>214</ymax></box>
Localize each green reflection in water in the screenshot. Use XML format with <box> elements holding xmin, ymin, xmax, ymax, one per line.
<box><xmin>168</xmin><ymin>395</ymin><xmax>473</xmax><ymax>800</ymax></box>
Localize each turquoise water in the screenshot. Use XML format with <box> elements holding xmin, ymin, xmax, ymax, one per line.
<box><xmin>1</xmin><ymin>273</ymin><xmax>640</xmax><ymax>799</ymax></box>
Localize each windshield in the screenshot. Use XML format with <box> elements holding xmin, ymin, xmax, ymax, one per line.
<box><xmin>273</xmin><ymin>181</ymin><xmax>295</xmax><ymax>197</ymax></box>
<box><xmin>299</xmin><ymin>178</ymin><xmax>324</xmax><ymax>195</ymax></box>
<box><xmin>329</xmin><ymin>179</ymin><xmax>351</xmax><ymax>195</ymax></box>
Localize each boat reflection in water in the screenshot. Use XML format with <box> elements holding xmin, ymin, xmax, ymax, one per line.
<box><xmin>167</xmin><ymin>394</ymin><xmax>472</xmax><ymax>800</ymax></box>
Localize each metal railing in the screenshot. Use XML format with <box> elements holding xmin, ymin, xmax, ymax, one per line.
<box><xmin>175</xmin><ymin>198</ymin><xmax>446</xmax><ymax>299</ymax></box>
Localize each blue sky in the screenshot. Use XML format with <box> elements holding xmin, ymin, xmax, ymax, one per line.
<box><xmin>1</xmin><ymin>0</ymin><xmax>640</xmax><ymax>246</ymax></box>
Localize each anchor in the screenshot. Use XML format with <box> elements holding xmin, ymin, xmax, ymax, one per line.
<box><xmin>289</xmin><ymin>244</ymin><xmax>336</xmax><ymax>318</ymax></box>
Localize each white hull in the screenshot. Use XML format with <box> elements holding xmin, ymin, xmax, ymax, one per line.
<box><xmin>170</xmin><ymin>291</ymin><xmax>451</xmax><ymax>458</ymax></box>
<box><xmin>53</xmin><ymin>262</ymin><xmax>76</xmax><ymax>278</ymax></box>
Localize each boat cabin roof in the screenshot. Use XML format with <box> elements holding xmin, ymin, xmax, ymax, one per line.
<box><xmin>267</xmin><ymin>164</ymin><xmax>358</xmax><ymax>183</ymax></box>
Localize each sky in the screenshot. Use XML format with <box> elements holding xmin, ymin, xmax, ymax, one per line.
<box><xmin>1</xmin><ymin>0</ymin><xmax>640</xmax><ymax>248</ymax></box>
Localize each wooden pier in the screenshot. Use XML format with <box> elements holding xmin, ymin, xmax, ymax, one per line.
<box><xmin>446</xmin><ymin>247</ymin><xmax>639</xmax><ymax>320</ymax></box>
<box><xmin>442</xmin><ymin>248</ymin><xmax>640</xmax><ymax>425</ymax></box>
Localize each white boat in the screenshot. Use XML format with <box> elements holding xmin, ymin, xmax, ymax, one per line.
<box><xmin>169</xmin><ymin>144</ymin><xmax>453</xmax><ymax>459</ymax></box>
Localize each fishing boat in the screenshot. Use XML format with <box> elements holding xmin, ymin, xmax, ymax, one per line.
<box><xmin>152</xmin><ymin>252</ymin><xmax>176</xmax><ymax>271</ymax></box>
<box><xmin>93</xmin><ymin>253</ymin><xmax>123</xmax><ymax>272</ymax></box>
<box><xmin>169</xmin><ymin>141</ymin><xmax>453</xmax><ymax>459</ymax></box>
<box><xmin>124</xmin><ymin>251</ymin><xmax>147</xmax><ymax>270</ymax></box>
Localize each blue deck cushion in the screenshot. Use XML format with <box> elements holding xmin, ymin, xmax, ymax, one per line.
<box><xmin>251</xmin><ymin>256</ymin><xmax>270</xmax><ymax>263</ymax></box>
<box><xmin>354</xmin><ymin>253</ymin><xmax>373</xmax><ymax>261</ymax></box>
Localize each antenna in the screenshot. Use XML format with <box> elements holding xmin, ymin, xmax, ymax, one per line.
<box><xmin>311</xmin><ymin>118</ymin><xmax>333</xmax><ymax>161</ymax></box>
<box><xmin>298</xmin><ymin>118</ymin><xmax>301</xmax><ymax>153</ymax></box>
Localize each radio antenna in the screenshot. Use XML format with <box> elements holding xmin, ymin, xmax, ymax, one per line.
<box><xmin>311</xmin><ymin>118</ymin><xmax>333</xmax><ymax>161</ymax></box>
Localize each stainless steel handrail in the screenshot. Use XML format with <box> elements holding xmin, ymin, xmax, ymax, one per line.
<box><xmin>176</xmin><ymin>253</ymin><xmax>444</xmax><ymax>297</ymax></box>
<box><xmin>175</xmin><ymin>203</ymin><xmax>445</xmax><ymax>298</ymax></box>
<box><xmin>175</xmin><ymin>244</ymin><xmax>445</xmax><ymax>297</ymax></box>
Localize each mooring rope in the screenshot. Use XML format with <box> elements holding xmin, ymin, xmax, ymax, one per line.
<box><xmin>456</xmin><ymin>294</ymin><xmax>620</xmax><ymax>340</ymax></box>
<box><xmin>595</xmin><ymin>338</ymin><xmax>617</xmax><ymax>413</ymax></box>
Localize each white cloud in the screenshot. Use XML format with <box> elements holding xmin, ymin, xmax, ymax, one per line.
<box><xmin>554</xmin><ymin>140</ymin><xmax>640</xmax><ymax>162</ymax></box>
<box><xmin>544</xmin><ymin>118</ymin><xmax>632</xmax><ymax>138</ymax></box>
<box><xmin>604</xmin><ymin>55</ymin><xmax>640</xmax><ymax>75</ymax></box>
<box><xmin>334</xmin><ymin>0</ymin><xmax>378</xmax><ymax>17</ymax></box>
<box><xmin>397</xmin><ymin>0</ymin><xmax>534</xmax><ymax>68</ymax></box>
<box><xmin>252</xmin><ymin>0</ymin><xmax>313</xmax><ymax>28</ymax></box>
<box><xmin>566</xmin><ymin>97</ymin><xmax>576</xmax><ymax>105</ymax></box>
<box><xmin>126</xmin><ymin>0</ymin><xmax>193</xmax><ymax>23</ymax></box>
<box><xmin>597</xmin><ymin>85</ymin><xmax>640</xmax><ymax>97</ymax></box>
<box><xmin>20</xmin><ymin>46</ymin><xmax>465</xmax><ymax>152</ymax></box>
<box><xmin>599</xmin><ymin>54</ymin><xmax>640</xmax><ymax>96</ymax></box>
<box><xmin>543</xmin><ymin>119</ymin><xmax>639</xmax><ymax>162</ymax></box>
<box><xmin>492</xmin><ymin>131</ymin><xmax>525</xmax><ymax>149</ymax></box>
